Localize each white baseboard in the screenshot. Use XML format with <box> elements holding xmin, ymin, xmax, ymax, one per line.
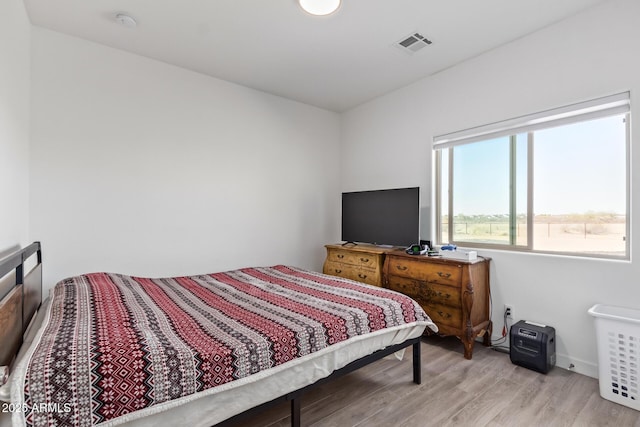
<box><xmin>555</xmin><ymin>353</ymin><xmax>598</xmax><ymax>379</ymax></box>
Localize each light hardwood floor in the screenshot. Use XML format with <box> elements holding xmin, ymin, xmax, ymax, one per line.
<box><xmin>233</xmin><ymin>336</ymin><xmax>640</xmax><ymax>427</ymax></box>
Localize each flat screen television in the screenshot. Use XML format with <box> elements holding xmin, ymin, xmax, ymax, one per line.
<box><xmin>341</xmin><ymin>187</ymin><xmax>419</xmax><ymax>247</ymax></box>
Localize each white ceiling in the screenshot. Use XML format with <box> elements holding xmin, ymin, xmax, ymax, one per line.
<box><xmin>23</xmin><ymin>0</ymin><xmax>608</xmax><ymax>112</ymax></box>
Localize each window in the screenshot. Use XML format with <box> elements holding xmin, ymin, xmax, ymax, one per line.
<box><xmin>434</xmin><ymin>93</ymin><xmax>630</xmax><ymax>259</ymax></box>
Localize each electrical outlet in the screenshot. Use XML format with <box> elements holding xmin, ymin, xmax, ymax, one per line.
<box><xmin>504</xmin><ymin>304</ymin><xmax>513</xmax><ymax>319</ymax></box>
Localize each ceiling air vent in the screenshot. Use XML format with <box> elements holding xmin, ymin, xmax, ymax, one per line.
<box><xmin>395</xmin><ymin>32</ymin><xmax>432</xmax><ymax>54</ymax></box>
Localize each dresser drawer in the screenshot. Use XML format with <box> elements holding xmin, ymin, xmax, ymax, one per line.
<box><xmin>326</xmin><ymin>249</ymin><xmax>379</xmax><ymax>268</ymax></box>
<box><xmin>323</xmin><ymin>261</ymin><xmax>381</xmax><ymax>287</ymax></box>
<box><xmin>386</xmin><ymin>275</ymin><xmax>460</xmax><ymax>306</ymax></box>
<box><xmin>386</xmin><ymin>257</ymin><xmax>462</xmax><ymax>286</ymax></box>
<box><xmin>382</xmin><ymin>250</ymin><xmax>491</xmax><ymax>359</ymax></box>
<box><xmin>423</xmin><ymin>303</ymin><xmax>462</xmax><ymax>329</ymax></box>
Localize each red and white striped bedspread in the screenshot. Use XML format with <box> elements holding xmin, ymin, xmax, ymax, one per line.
<box><xmin>14</xmin><ymin>265</ymin><xmax>434</xmax><ymax>427</ymax></box>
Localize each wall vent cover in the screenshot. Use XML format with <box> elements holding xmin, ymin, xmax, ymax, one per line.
<box><xmin>395</xmin><ymin>32</ymin><xmax>432</xmax><ymax>54</ymax></box>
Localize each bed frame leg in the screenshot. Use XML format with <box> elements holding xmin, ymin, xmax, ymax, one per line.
<box><xmin>291</xmin><ymin>397</ymin><xmax>301</xmax><ymax>427</ymax></box>
<box><xmin>413</xmin><ymin>340</ymin><xmax>421</xmax><ymax>385</ymax></box>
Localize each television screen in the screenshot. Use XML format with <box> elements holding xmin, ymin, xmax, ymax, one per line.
<box><xmin>341</xmin><ymin>187</ymin><xmax>419</xmax><ymax>247</ymax></box>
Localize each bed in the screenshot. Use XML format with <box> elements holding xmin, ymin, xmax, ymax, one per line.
<box><xmin>0</xmin><ymin>243</ymin><xmax>436</xmax><ymax>427</ymax></box>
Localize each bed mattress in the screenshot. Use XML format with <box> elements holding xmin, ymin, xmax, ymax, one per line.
<box><xmin>3</xmin><ymin>265</ymin><xmax>435</xmax><ymax>427</ymax></box>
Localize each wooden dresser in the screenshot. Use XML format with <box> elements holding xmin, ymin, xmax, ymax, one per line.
<box><xmin>323</xmin><ymin>244</ymin><xmax>388</xmax><ymax>287</ymax></box>
<box><xmin>383</xmin><ymin>250</ymin><xmax>492</xmax><ymax>359</ymax></box>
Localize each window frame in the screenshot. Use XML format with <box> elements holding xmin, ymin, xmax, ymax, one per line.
<box><xmin>433</xmin><ymin>95</ymin><xmax>631</xmax><ymax>260</ymax></box>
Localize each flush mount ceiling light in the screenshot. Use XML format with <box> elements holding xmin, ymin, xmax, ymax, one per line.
<box><xmin>298</xmin><ymin>0</ymin><xmax>341</xmax><ymax>16</ymax></box>
<box><xmin>115</xmin><ymin>13</ymin><xmax>137</xmax><ymax>28</ymax></box>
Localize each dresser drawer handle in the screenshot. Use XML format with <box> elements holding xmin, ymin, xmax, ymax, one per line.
<box><xmin>425</xmin><ymin>289</ymin><xmax>451</xmax><ymax>300</ymax></box>
<box><xmin>358</xmin><ymin>273</ymin><xmax>367</xmax><ymax>279</ymax></box>
<box><xmin>360</xmin><ymin>257</ymin><xmax>370</xmax><ymax>263</ymax></box>
<box><xmin>437</xmin><ymin>311</ymin><xmax>452</xmax><ymax>319</ymax></box>
<box><xmin>334</xmin><ymin>269</ymin><xmax>342</xmax><ymax>274</ymax></box>
<box><xmin>437</xmin><ymin>272</ymin><xmax>451</xmax><ymax>279</ymax></box>
<box><xmin>337</xmin><ymin>254</ymin><xmax>344</xmax><ymax>259</ymax></box>
<box><xmin>396</xmin><ymin>265</ymin><xmax>408</xmax><ymax>271</ymax></box>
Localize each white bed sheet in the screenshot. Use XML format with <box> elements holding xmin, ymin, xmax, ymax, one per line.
<box><xmin>2</xmin><ymin>296</ymin><xmax>430</xmax><ymax>427</ymax></box>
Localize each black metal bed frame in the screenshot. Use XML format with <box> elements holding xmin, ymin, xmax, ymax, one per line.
<box><xmin>216</xmin><ymin>336</ymin><xmax>422</xmax><ymax>427</ymax></box>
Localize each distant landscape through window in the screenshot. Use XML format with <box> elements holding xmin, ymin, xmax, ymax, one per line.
<box><xmin>435</xmin><ymin>96</ymin><xmax>629</xmax><ymax>259</ymax></box>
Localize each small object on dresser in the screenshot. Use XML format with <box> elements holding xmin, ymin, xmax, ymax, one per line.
<box><xmin>405</xmin><ymin>244</ymin><xmax>428</xmax><ymax>255</ymax></box>
<box><xmin>440</xmin><ymin>249</ymin><xmax>478</xmax><ymax>262</ymax></box>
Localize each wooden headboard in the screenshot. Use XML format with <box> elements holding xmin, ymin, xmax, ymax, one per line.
<box><xmin>0</xmin><ymin>242</ymin><xmax>42</xmax><ymax>374</ymax></box>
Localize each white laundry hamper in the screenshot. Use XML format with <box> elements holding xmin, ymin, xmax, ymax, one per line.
<box><xmin>588</xmin><ymin>304</ymin><xmax>640</xmax><ymax>411</ymax></box>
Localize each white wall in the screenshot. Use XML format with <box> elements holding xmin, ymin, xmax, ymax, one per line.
<box><xmin>341</xmin><ymin>0</ymin><xmax>640</xmax><ymax>377</ymax></box>
<box><xmin>0</xmin><ymin>0</ymin><xmax>30</xmax><ymax>254</ymax></box>
<box><xmin>29</xmin><ymin>28</ymin><xmax>341</xmax><ymax>294</ymax></box>
<box><xmin>0</xmin><ymin>2</ymin><xmax>30</xmax><ymax>425</ymax></box>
